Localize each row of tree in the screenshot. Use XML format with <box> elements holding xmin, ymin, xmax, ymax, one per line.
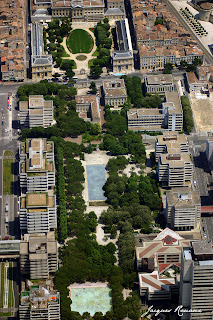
<box><xmin>181</xmin><ymin>95</ymin><xmax>194</xmax><ymax>133</ymax></box>
<box><xmin>122</xmin><ymin>76</ymin><xmax>163</xmax><ymax>108</ymax></box>
<box><xmin>90</xmin><ymin>19</ymin><xmax>112</xmax><ymax>78</ymax></box>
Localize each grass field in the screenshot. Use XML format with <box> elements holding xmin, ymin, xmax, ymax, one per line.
<box><xmin>3</xmin><ymin>158</ymin><xmax>13</xmax><ymax>194</ymax></box>
<box><xmin>88</xmin><ymin>59</ymin><xmax>95</xmax><ymax>68</ymax></box>
<box><xmin>67</xmin><ymin>29</ymin><xmax>94</xmax><ymax>54</ymax></box>
<box><xmin>4</xmin><ymin>150</ymin><xmax>14</xmax><ymax>156</ymax></box>
<box><xmin>0</xmin><ymin>263</ymin><xmax>4</xmax><ymax>308</ymax></box>
<box><xmin>92</xmin><ymin>48</ymin><xmax>99</xmax><ymax>57</ymax></box>
<box><xmin>8</xmin><ymin>262</ymin><xmax>14</xmax><ymax>308</ymax></box>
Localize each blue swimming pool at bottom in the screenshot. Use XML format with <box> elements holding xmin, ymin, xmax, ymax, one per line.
<box><xmin>71</xmin><ymin>287</ymin><xmax>112</xmax><ymax>315</ymax></box>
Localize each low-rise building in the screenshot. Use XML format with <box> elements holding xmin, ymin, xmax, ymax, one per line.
<box><xmin>166</xmin><ymin>187</ymin><xmax>201</xmax><ymax>230</ymax></box>
<box><xmin>136</xmin><ymin>228</ymin><xmax>191</xmax><ymax>301</ymax></box>
<box><xmin>19</xmin><ymin>95</ymin><xmax>54</xmax><ymax>128</ymax></box>
<box><xmin>102</xmin><ymin>78</ymin><xmax>127</xmax><ymax>107</ymax></box>
<box><xmin>51</xmin><ymin>0</ymin><xmax>105</xmax><ymax>22</ymax></box>
<box><xmin>31</xmin><ymin>22</ymin><xmax>53</xmax><ymax>81</ymax></box>
<box><xmin>75</xmin><ymin>95</ymin><xmax>101</xmax><ymax>124</ymax></box>
<box><xmin>155</xmin><ymin>132</ymin><xmax>189</xmax><ymax>163</ymax></box>
<box><xmin>157</xmin><ymin>152</ymin><xmax>193</xmax><ymax>187</ymax></box>
<box><xmin>20</xmin><ymin>232</ymin><xmax>58</xmax><ymax>279</ymax></box>
<box><xmin>106</xmin><ymin>0</ymin><xmax>125</xmax><ymax>12</ymax></box>
<box><xmin>127</xmin><ymin>92</ymin><xmax>183</xmax><ymax>132</ymax></box>
<box><xmin>19</xmin><ymin>191</ymin><xmax>57</xmax><ymax>234</ymax></box>
<box><xmin>19</xmin><ymin>286</ymin><xmax>60</xmax><ymax>320</ymax></box>
<box><xmin>19</xmin><ymin>139</ymin><xmax>55</xmax><ymax>192</ymax></box>
<box><xmin>104</xmin><ymin>8</ymin><xmax>125</xmax><ymax>21</ymax></box>
<box><xmin>144</xmin><ymin>74</ymin><xmax>175</xmax><ymax>94</ymax></box>
<box><xmin>112</xmin><ymin>19</ymin><xmax>134</xmax><ymax>74</ymax></box>
<box><xmin>180</xmin><ymin>241</ymin><xmax>213</xmax><ymax>320</ymax></box>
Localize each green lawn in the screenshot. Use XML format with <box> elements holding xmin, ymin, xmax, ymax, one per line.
<box><xmin>92</xmin><ymin>48</ymin><xmax>99</xmax><ymax>57</ymax></box>
<box><xmin>61</xmin><ymin>47</ymin><xmax>70</xmax><ymax>57</ymax></box>
<box><xmin>0</xmin><ymin>263</ymin><xmax>4</xmax><ymax>308</ymax></box>
<box><xmin>88</xmin><ymin>59</ymin><xmax>96</xmax><ymax>68</ymax></box>
<box><xmin>67</xmin><ymin>29</ymin><xmax>94</xmax><ymax>54</ymax></box>
<box><xmin>3</xmin><ymin>158</ymin><xmax>13</xmax><ymax>194</ymax></box>
<box><xmin>8</xmin><ymin>263</ymin><xmax>14</xmax><ymax>308</ymax></box>
<box><xmin>4</xmin><ymin>150</ymin><xmax>14</xmax><ymax>156</ymax></box>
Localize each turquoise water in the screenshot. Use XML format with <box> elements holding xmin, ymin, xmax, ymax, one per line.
<box><xmin>71</xmin><ymin>287</ymin><xmax>112</xmax><ymax>315</ymax></box>
<box><xmin>86</xmin><ymin>165</ymin><xmax>107</xmax><ymax>201</ymax></box>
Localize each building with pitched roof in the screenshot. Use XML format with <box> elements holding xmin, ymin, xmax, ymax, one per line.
<box><xmin>75</xmin><ymin>95</ymin><xmax>101</xmax><ymax>124</ymax></box>
<box><xmin>136</xmin><ymin>228</ymin><xmax>191</xmax><ymax>301</ymax></box>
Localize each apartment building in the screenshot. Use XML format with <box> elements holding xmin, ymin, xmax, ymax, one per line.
<box><xmin>136</xmin><ymin>228</ymin><xmax>191</xmax><ymax>301</ymax></box>
<box><xmin>166</xmin><ymin>187</ymin><xmax>201</xmax><ymax>230</ymax></box>
<box><xmin>19</xmin><ymin>139</ymin><xmax>55</xmax><ymax>192</ymax></box>
<box><xmin>19</xmin><ymin>286</ymin><xmax>61</xmax><ymax>320</ymax></box>
<box><xmin>206</xmin><ymin>132</ymin><xmax>213</xmax><ymax>169</ymax></box>
<box><xmin>102</xmin><ymin>78</ymin><xmax>127</xmax><ymax>107</ymax></box>
<box><xmin>144</xmin><ymin>74</ymin><xmax>175</xmax><ymax>94</ymax></box>
<box><xmin>155</xmin><ymin>132</ymin><xmax>189</xmax><ymax>163</ymax></box>
<box><xmin>19</xmin><ymin>95</ymin><xmax>54</xmax><ymax>128</ymax></box>
<box><xmin>20</xmin><ymin>232</ymin><xmax>58</xmax><ymax>279</ymax></box>
<box><xmin>180</xmin><ymin>241</ymin><xmax>213</xmax><ymax>320</ymax></box>
<box><xmin>75</xmin><ymin>95</ymin><xmax>101</xmax><ymax>124</ymax></box>
<box><xmin>51</xmin><ymin>0</ymin><xmax>105</xmax><ymax>22</ymax></box>
<box><xmin>19</xmin><ymin>191</ymin><xmax>57</xmax><ymax>234</ymax></box>
<box><xmin>112</xmin><ymin>19</ymin><xmax>134</xmax><ymax>74</ymax></box>
<box><xmin>139</xmin><ymin>44</ymin><xmax>204</xmax><ymax>72</ymax></box>
<box><xmin>130</xmin><ymin>0</ymin><xmax>205</xmax><ymax>72</ymax></box>
<box><xmin>158</xmin><ymin>152</ymin><xmax>193</xmax><ymax>187</ymax></box>
<box><xmin>0</xmin><ymin>0</ymin><xmax>26</xmax><ymax>82</ymax></box>
<box><xmin>127</xmin><ymin>92</ymin><xmax>183</xmax><ymax>132</ymax></box>
<box><xmin>31</xmin><ymin>23</ymin><xmax>53</xmax><ymax>81</ymax></box>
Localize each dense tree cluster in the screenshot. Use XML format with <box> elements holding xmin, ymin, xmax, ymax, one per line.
<box><xmin>46</xmin><ymin>18</ymin><xmax>72</xmax><ymax>67</ymax></box>
<box><xmin>163</xmin><ymin>63</ymin><xmax>173</xmax><ymax>74</ymax></box>
<box><xmin>18</xmin><ymin>82</ymin><xmax>93</xmax><ymax>139</ymax></box>
<box><xmin>101</xmin><ymin>110</ymin><xmax>146</xmax><ymax>162</ymax></box>
<box><xmin>107</xmin><ymin>156</ymin><xmax>129</xmax><ymax>173</ymax></box>
<box><xmin>181</xmin><ymin>95</ymin><xmax>194</xmax><ymax>133</ymax></box>
<box><xmin>122</xmin><ymin>76</ymin><xmax>163</xmax><ymax>108</ymax></box>
<box><xmin>90</xmin><ymin>19</ymin><xmax>112</xmax><ymax>78</ymax></box>
<box><xmin>179</xmin><ymin>58</ymin><xmax>202</xmax><ymax>72</ymax></box>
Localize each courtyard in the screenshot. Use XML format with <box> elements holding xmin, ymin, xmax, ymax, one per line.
<box><xmin>66</xmin><ymin>29</ymin><xmax>94</xmax><ymax>54</ymax></box>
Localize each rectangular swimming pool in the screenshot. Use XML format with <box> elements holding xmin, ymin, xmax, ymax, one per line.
<box><xmin>86</xmin><ymin>165</ymin><xmax>107</xmax><ymax>201</ymax></box>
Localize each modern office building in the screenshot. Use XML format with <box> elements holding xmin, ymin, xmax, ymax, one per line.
<box><xmin>20</xmin><ymin>232</ymin><xmax>58</xmax><ymax>279</ymax></box>
<box><xmin>180</xmin><ymin>241</ymin><xmax>213</xmax><ymax>320</ymax></box>
<box><xmin>19</xmin><ymin>286</ymin><xmax>61</xmax><ymax>320</ymax></box>
<box><xmin>19</xmin><ymin>191</ymin><xmax>57</xmax><ymax>234</ymax></box>
<box><xmin>31</xmin><ymin>22</ymin><xmax>53</xmax><ymax>81</ymax></box>
<box><xmin>155</xmin><ymin>132</ymin><xmax>189</xmax><ymax>163</ymax></box>
<box><xmin>166</xmin><ymin>186</ymin><xmax>201</xmax><ymax>230</ymax></box>
<box><xmin>19</xmin><ymin>95</ymin><xmax>54</xmax><ymax>128</ymax></box>
<box><xmin>102</xmin><ymin>78</ymin><xmax>127</xmax><ymax>107</ymax></box>
<box><xmin>157</xmin><ymin>152</ymin><xmax>193</xmax><ymax>187</ymax></box>
<box><xmin>112</xmin><ymin>19</ymin><xmax>134</xmax><ymax>74</ymax></box>
<box><xmin>127</xmin><ymin>92</ymin><xmax>183</xmax><ymax>132</ymax></box>
<box><xmin>136</xmin><ymin>228</ymin><xmax>191</xmax><ymax>301</ymax></box>
<box><xmin>144</xmin><ymin>74</ymin><xmax>175</xmax><ymax>94</ymax></box>
<box><xmin>19</xmin><ymin>139</ymin><xmax>55</xmax><ymax>192</ymax></box>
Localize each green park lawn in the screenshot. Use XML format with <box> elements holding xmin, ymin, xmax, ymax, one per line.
<box><xmin>67</xmin><ymin>29</ymin><xmax>94</xmax><ymax>54</ymax></box>
<box><xmin>3</xmin><ymin>158</ymin><xmax>13</xmax><ymax>194</ymax></box>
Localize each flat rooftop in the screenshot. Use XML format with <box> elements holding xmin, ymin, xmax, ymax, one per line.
<box><xmin>166</xmin><ymin>186</ymin><xmax>200</xmax><ymax>208</ymax></box>
<box><xmin>192</xmin><ymin>241</ymin><xmax>213</xmax><ymax>255</ymax></box>
<box><xmin>146</xmin><ymin>74</ymin><xmax>174</xmax><ymax>85</ymax></box>
<box><xmin>26</xmin><ymin>193</ymin><xmax>48</xmax><ymax>207</ymax></box>
<box><xmin>157</xmin><ymin>132</ymin><xmax>188</xmax><ymax>145</ymax></box>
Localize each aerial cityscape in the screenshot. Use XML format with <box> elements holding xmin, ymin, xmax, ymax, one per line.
<box><xmin>0</xmin><ymin>0</ymin><xmax>213</xmax><ymax>319</ymax></box>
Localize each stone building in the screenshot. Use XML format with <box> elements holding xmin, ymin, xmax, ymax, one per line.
<box><xmin>144</xmin><ymin>74</ymin><xmax>175</xmax><ymax>94</ymax></box>
<box><xmin>102</xmin><ymin>78</ymin><xmax>127</xmax><ymax>107</ymax></box>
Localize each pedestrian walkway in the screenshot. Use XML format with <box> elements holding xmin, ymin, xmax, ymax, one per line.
<box><xmin>62</xmin><ymin>23</ymin><xmax>97</xmax><ymax>74</ymax></box>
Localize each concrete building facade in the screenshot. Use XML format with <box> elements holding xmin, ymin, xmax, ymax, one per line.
<box><xmin>144</xmin><ymin>74</ymin><xmax>175</xmax><ymax>94</ymax></box>
<box><xmin>206</xmin><ymin>132</ymin><xmax>213</xmax><ymax>169</ymax></box>
<box><xmin>19</xmin><ymin>96</ymin><xmax>54</xmax><ymax>128</ymax></box>
<box><xmin>166</xmin><ymin>187</ymin><xmax>201</xmax><ymax>230</ymax></box>
<box><xmin>180</xmin><ymin>241</ymin><xmax>213</xmax><ymax>320</ymax></box>
<box><xmin>20</xmin><ymin>232</ymin><xmax>58</xmax><ymax>279</ymax></box>
<box><xmin>127</xmin><ymin>92</ymin><xmax>183</xmax><ymax>132</ymax></box>
<box><xmin>19</xmin><ymin>286</ymin><xmax>60</xmax><ymax>320</ymax></box>
<box><xmin>102</xmin><ymin>78</ymin><xmax>127</xmax><ymax>107</ymax></box>
<box><xmin>19</xmin><ymin>139</ymin><xmax>55</xmax><ymax>192</ymax></box>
